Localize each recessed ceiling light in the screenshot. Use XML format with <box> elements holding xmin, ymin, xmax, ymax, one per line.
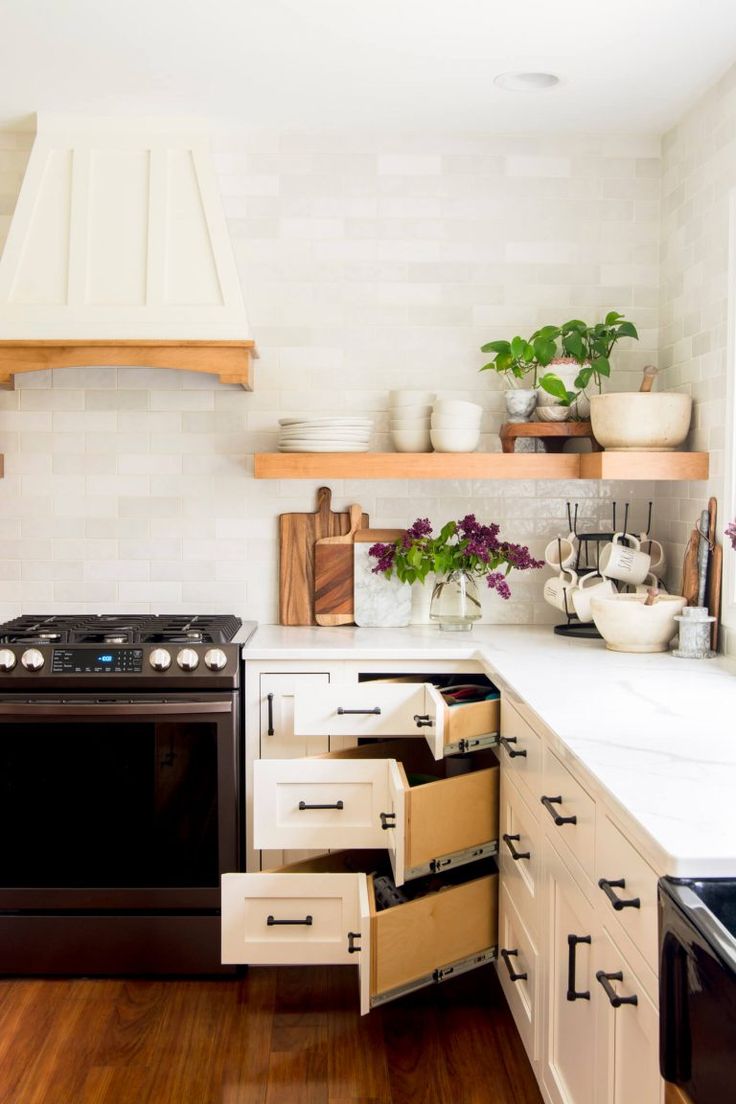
<box><xmin>494</xmin><ymin>72</ymin><xmax>560</xmax><ymax>92</ymax></box>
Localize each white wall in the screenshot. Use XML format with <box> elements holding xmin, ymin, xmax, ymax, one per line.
<box><xmin>656</xmin><ymin>63</ymin><xmax>736</xmax><ymax>649</ymax></box>
<box><xmin>0</xmin><ymin>128</ymin><xmax>661</xmax><ymax>624</ymax></box>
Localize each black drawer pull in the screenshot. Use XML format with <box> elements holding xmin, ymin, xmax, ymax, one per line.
<box><xmin>502</xmin><ymin>833</ymin><xmax>530</xmax><ymax>861</ymax></box>
<box><xmin>567</xmin><ymin>933</ymin><xmax>591</xmax><ymax>1001</ymax></box>
<box><xmin>267</xmin><ymin>915</ymin><xmax>313</xmax><ymax>926</ymax></box>
<box><xmin>379</xmin><ymin>811</ymin><xmax>396</xmax><ymax>830</ymax></box>
<box><xmin>266</xmin><ymin>692</ymin><xmax>274</xmax><ymax>736</ymax></box>
<box><xmin>336</xmin><ymin>706</ymin><xmax>381</xmax><ymax>716</ymax></box>
<box><xmin>499</xmin><ymin>735</ymin><xmax>527</xmax><ymax>758</ymax></box>
<box><xmin>596</xmin><ymin>970</ymin><xmax>638</xmax><ymax>1008</ymax></box>
<box><xmin>501</xmin><ymin>947</ymin><xmax>528</xmax><ymax>983</ymax></box>
<box><xmin>541</xmin><ymin>795</ymin><xmax>577</xmax><ymax>826</ymax></box>
<box><xmin>598</xmin><ymin>878</ymin><xmax>640</xmax><ymax>911</ymax></box>
<box><xmin>298</xmin><ymin>800</ymin><xmax>344</xmax><ymax>811</ymax></box>
<box><xmin>347</xmin><ymin>931</ymin><xmax>362</xmax><ymax>954</ymax></box>
<box><xmin>413</xmin><ymin>713</ymin><xmax>433</xmax><ymax>728</ymax></box>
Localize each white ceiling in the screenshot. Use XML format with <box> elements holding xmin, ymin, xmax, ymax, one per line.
<box><xmin>1</xmin><ymin>0</ymin><xmax>735</xmax><ymax>133</ymax></box>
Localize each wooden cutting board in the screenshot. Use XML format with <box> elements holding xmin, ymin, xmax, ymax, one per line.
<box><xmin>278</xmin><ymin>487</ymin><xmax>369</xmax><ymax>626</ymax></box>
<box><xmin>353</xmin><ymin>529</ymin><xmax>412</xmax><ymax>627</ymax></box>
<box><xmin>314</xmin><ymin>504</ymin><xmax>364</xmax><ymax>626</ymax></box>
<box><xmin>680</xmin><ymin>527</ymin><xmax>700</xmax><ymax>606</ymax></box>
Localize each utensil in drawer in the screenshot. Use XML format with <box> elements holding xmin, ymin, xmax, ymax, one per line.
<box><xmin>314</xmin><ymin>504</ymin><xmax>364</xmax><ymax>626</ymax></box>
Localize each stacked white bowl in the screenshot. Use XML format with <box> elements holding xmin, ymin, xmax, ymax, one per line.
<box><xmin>389</xmin><ymin>390</ymin><xmax>435</xmax><ymax>452</ymax></box>
<box><xmin>430</xmin><ymin>400</ymin><xmax>483</xmax><ymax>452</ymax></box>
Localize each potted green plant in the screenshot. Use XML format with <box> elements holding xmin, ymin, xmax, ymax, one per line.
<box><xmin>369</xmin><ymin>514</ymin><xmax>543</xmax><ymax>632</ymax></box>
<box><xmin>480</xmin><ymin>326</ymin><xmax>559</xmax><ymax>423</ymax></box>
<box><xmin>537</xmin><ymin>312</ymin><xmax>639</xmax><ymax>422</ymax></box>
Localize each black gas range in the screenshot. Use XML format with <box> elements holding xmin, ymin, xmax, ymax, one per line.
<box><xmin>0</xmin><ymin>613</ymin><xmax>256</xmax><ymax>977</ymax></box>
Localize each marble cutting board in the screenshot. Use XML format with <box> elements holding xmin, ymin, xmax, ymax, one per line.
<box><xmin>353</xmin><ymin>530</ymin><xmax>412</xmax><ymax>627</ymax></box>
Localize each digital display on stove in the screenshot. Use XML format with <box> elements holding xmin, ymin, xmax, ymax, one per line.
<box><xmin>51</xmin><ymin>648</ymin><xmax>144</xmax><ymax>674</ymax></box>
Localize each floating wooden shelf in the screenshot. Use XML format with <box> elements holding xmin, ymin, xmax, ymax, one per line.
<box><xmin>500</xmin><ymin>421</ymin><xmax>601</xmax><ymax>453</ymax></box>
<box><xmin>255</xmin><ymin>450</ymin><xmax>709</xmax><ymax>481</ymax></box>
<box><xmin>579</xmin><ymin>451</ymin><xmax>709</xmax><ymax>480</ymax></box>
<box><xmin>0</xmin><ymin>340</ymin><xmax>256</xmax><ymax>390</ymax></box>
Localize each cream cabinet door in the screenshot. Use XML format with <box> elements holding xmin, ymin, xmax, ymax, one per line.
<box><xmin>542</xmin><ymin>839</ymin><xmax>599</xmax><ymax>1104</ymax></box>
<box><xmin>259</xmin><ymin>672</ymin><xmax>330</xmax><ymax>868</ymax></box>
<box><xmin>594</xmin><ymin>928</ymin><xmax>663</xmax><ymax>1104</ymax></box>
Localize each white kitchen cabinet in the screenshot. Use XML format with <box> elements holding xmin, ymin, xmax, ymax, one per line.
<box><xmin>498</xmin><ymin>881</ymin><xmax>541</xmax><ymax>1063</ymax></box>
<box><xmin>542</xmin><ymin>837</ymin><xmax>599</xmax><ymax>1104</ymax></box>
<box><xmin>499</xmin><ymin>770</ymin><xmax>543</xmax><ymax>937</ymax></box>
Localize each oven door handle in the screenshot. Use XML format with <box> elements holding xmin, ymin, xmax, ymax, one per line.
<box><xmin>0</xmin><ymin>700</ymin><xmax>233</xmax><ymax>716</ymax></box>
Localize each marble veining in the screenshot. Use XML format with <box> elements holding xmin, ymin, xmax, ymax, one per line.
<box><xmin>244</xmin><ymin>624</ymin><xmax>736</xmax><ymax>877</ymax></box>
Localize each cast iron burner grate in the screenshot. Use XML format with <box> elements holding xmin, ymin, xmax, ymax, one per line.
<box><xmin>0</xmin><ymin>614</ymin><xmax>244</xmax><ymax>646</ymax></box>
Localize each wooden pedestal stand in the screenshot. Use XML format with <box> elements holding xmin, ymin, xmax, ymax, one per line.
<box><xmin>500</xmin><ymin>421</ymin><xmax>602</xmax><ymax>454</ymax></box>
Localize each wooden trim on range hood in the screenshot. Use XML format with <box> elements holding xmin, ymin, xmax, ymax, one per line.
<box><xmin>0</xmin><ymin>340</ymin><xmax>256</xmax><ymax>389</ymax></box>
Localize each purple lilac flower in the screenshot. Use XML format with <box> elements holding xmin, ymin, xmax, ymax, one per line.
<box><xmin>408</xmin><ymin>518</ymin><xmax>433</xmax><ymax>539</ymax></box>
<box><xmin>368</xmin><ymin>541</ymin><xmax>396</xmax><ymax>575</ymax></box>
<box><xmin>727</xmin><ymin>520</ymin><xmax>736</xmax><ymax>551</ymax></box>
<box><xmin>499</xmin><ymin>541</ymin><xmax>545</xmax><ymax>571</ymax></box>
<box><xmin>486</xmin><ymin>571</ymin><xmax>512</xmax><ymax>600</ymax></box>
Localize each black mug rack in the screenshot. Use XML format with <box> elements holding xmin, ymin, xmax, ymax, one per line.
<box><xmin>552</xmin><ymin>501</ymin><xmax>660</xmax><ymax>639</ymax></box>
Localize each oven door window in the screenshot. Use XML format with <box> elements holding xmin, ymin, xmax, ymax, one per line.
<box><xmin>0</xmin><ymin>719</ymin><xmax>221</xmax><ymax>888</ymax></box>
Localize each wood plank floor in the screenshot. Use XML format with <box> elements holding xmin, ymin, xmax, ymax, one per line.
<box><xmin>0</xmin><ymin>966</ymin><xmax>542</xmax><ymax>1104</ymax></box>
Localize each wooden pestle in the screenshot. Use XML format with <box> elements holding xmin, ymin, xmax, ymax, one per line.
<box><xmin>639</xmin><ymin>365</ymin><xmax>658</xmax><ymax>392</ymax></box>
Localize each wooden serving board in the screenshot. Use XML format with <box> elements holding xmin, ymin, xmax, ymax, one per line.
<box><xmin>681</xmin><ymin>527</ymin><xmax>700</xmax><ymax>606</ymax></box>
<box><xmin>314</xmin><ymin>504</ymin><xmax>364</xmax><ymax>626</ymax></box>
<box><xmin>278</xmin><ymin>487</ymin><xmax>369</xmax><ymax>626</ymax></box>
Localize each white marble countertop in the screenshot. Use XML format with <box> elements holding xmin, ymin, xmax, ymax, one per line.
<box><xmin>244</xmin><ymin>624</ymin><xmax>736</xmax><ymax>878</ymax></box>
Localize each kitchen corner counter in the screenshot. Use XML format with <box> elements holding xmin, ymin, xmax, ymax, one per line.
<box><xmin>244</xmin><ymin>624</ymin><xmax>736</xmax><ymax>879</ymax></box>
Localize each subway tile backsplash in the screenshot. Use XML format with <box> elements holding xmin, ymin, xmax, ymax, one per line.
<box><xmin>0</xmin><ymin>128</ymin><xmax>662</xmax><ymax>623</ymax></box>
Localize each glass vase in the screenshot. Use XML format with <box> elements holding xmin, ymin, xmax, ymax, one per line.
<box><xmin>429</xmin><ymin>570</ymin><xmax>482</xmax><ymax>632</ymax></box>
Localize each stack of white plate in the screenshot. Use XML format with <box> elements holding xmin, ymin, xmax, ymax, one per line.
<box><xmin>430</xmin><ymin>400</ymin><xmax>482</xmax><ymax>452</ymax></box>
<box><xmin>389</xmin><ymin>390</ymin><xmax>436</xmax><ymax>452</ymax></box>
<box><xmin>278</xmin><ymin>417</ymin><xmax>373</xmax><ymax>452</ymax></box>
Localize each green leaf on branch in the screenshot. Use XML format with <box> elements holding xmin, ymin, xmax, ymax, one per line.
<box><xmin>615</xmin><ymin>321</ymin><xmax>638</xmax><ymax>339</ymax></box>
<box><xmin>592</xmin><ymin>356</ymin><xmax>610</xmax><ymax>377</ymax></box>
<box><xmin>510</xmin><ymin>335</ymin><xmax>526</xmax><ymax>359</ymax></box>
<box><xmin>563</xmin><ymin>331</ymin><xmax>584</xmax><ymax>360</ymax></box>
<box><xmin>480</xmin><ymin>340</ymin><xmax>511</xmax><ymax>353</ymax></box>
<box><xmin>538</xmin><ymin>373</ymin><xmax>573</xmax><ymax>405</ymax></box>
<box><xmin>605</xmin><ymin>311</ymin><xmax>623</xmax><ymax>326</ymax></box>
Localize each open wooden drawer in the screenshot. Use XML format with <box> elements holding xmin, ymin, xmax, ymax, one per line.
<box><xmin>221</xmin><ymin>850</ymin><xmax>498</xmax><ymax>1014</ymax></box>
<box><xmin>253</xmin><ymin>738</ymin><xmax>499</xmax><ymax>883</ymax></box>
<box><xmin>292</xmin><ymin>680</ymin><xmax>500</xmax><ymax>759</ymax></box>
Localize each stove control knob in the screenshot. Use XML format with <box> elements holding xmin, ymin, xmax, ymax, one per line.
<box><xmin>149</xmin><ymin>648</ymin><xmax>172</xmax><ymax>672</ymax></box>
<box><xmin>177</xmin><ymin>648</ymin><xmax>200</xmax><ymax>672</ymax></box>
<box><xmin>21</xmin><ymin>648</ymin><xmax>44</xmax><ymax>672</ymax></box>
<box><xmin>204</xmin><ymin>648</ymin><xmax>227</xmax><ymax>672</ymax></box>
<box><xmin>0</xmin><ymin>648</ymin><xmax>17</xmax><ymax>672</ymax></box>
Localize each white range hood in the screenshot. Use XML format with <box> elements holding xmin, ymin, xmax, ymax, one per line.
<box><xmin>0</xmin><ymin>115</ymin><xmax>256</xmax><ymax>388</ymax></box>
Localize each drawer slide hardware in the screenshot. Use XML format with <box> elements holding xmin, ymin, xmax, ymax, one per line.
<box><xmin>379</xmin><ymin>811</ymin><xmax>396</xmax><ymax>830</ymax></box>
<box><xmin>502</xmin><ymin>833</ymin><xmax>530</xmax><ymax>861</ymax></box>
<box><xmin>267</xmin><ymin>915</ymin><xmax>313</xmax><ymax>927</ymax></box>
<box><xmin>347</xmin><ymin>931</ymin><xmax>362</xmax><ymax>954</ymax></box>
<box><xmin>500</xmin><ymin>947</ymin><xmax>528</xmax><ymax>983</ymax></box>
<box><xmin>499</xmin><ymin>735</ymin><xmax>527</xmax><ymax>759</ymax></box>
<box><xmin>541</xmin><ymin>795</ymin><xmax>577</xmax><ymax>826</ymax></box>
<box><xmin>336</xmin><ymin>706</ymin><xmax>381</xmax><ymax>716</ymax></box>
<box><xmin>370</xmin><ymin>946</ymin><xmax>496</xmax><ymax>1008</ymax></box>
<box><xmin>598</xmin><ymin>877</ymin><xmax>641</xmax><ymax>911</ymax></box>
<box><xmin>413</xmin><ymin>713</ymin><xmax>433</xmax><ymax>729</ymax></box>
<box><xmin>596</xmin><ymin>970</ymin><xmax>638</xmax><ymax>1008</ymax></box>
<box><xmin>566</xmin><ymin>933</ymin><xmax>591</xmax><ymax>1001</ymax></box>
<box><xmin>449</xmin><ymin>732</ymin><xmax>499</xmax><ymax>755</ymax></box>
<box><xmin>408</xmin><ymin>840</ymin><xmax>498</xmax><ymax>880</ymax></box>
<box><xmin>298</xmin><ymin>800</ymin><xmax>344</xmax><ymax>811</ymax></box>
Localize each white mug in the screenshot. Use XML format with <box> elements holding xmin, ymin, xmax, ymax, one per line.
<box><xmin>543</xmin><ymin>568</ymin><xmax>579</xmax><ymax>613</ymax></box>
<box><xmin>599</xmin><ymin>533</ymin><xmax>652</xmax><ymax>585</ymax></box>
<box><xmin>638</xmin><ymin>533</ymin><xmax>666</xmax><ymax>578</ymax></box>
<box><xmin>632</xmin><ymin>572</ymin><xmax>662</xmax><ymax>595</ymax></box>
<box><xmin>572</xmin><ymin>573</ymin><xmax>617</xmax><ymax>623</ymax></box>
<box><xmin>544</xmin><ymin>531</ymin><xmax>577</xmax><ymax>571</ymax></box>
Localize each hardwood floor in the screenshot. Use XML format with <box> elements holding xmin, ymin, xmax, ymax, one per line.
<box><xmin>0</xmin><ymin>966</ymin><xmax>542</xmax><ymax>1104</ymax></box>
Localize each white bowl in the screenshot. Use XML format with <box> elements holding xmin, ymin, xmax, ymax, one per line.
<box><xmin>388</xmin><ymin>403</ymin><xmax>433</xmax><ymax>420</ymax></box>
<box><xmin>590</xmin><ymin>593</ymin><xmax>687</xmax><ymax>653</ymax></box>
<box><xmin>590</xmin><ymin>393</ymin><xmax>693</xmax><ymax>451</ymax></box>
<box><xmin>536</xmin><ymin>404</ymin><xmax>574</xmax><ymax>422</ymax></box>
<box><xmin>389</xmin><ymin>390</ymin><xmax>436</xmax><ymax>408</ymax></box>
<box><xmin>430</xmin><ymin>427</ymin><xmax>481</xmax><ymax>452</ymax></box>
<box><xmin>391</xmin><ymin>427</ymin><xmax>433</xmax><ymax>453</ymax></box>
<box><xmin>390</xmin><ymin>417</ymin><xmax>431</xmax><ymax>430</ymax></box>
<box><xmin>431</xmin><ymin>412</ymin><xmax>482</xmax><ymax>430</ymax></box>
<box><xmin>432</xmin><ymin>400</ymin><xmax>483</xmax><ymax>418</ymax></box>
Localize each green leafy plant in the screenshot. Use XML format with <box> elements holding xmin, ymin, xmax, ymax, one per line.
<box><xmin>558</xmin><ymin>311</ymin><xmax>639</xmax><ymax>394</ymax></box>
<box><xmin>480</xmin><ymin>325</ymin><xmax>560</xmax><ymax>387</ymax></box>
